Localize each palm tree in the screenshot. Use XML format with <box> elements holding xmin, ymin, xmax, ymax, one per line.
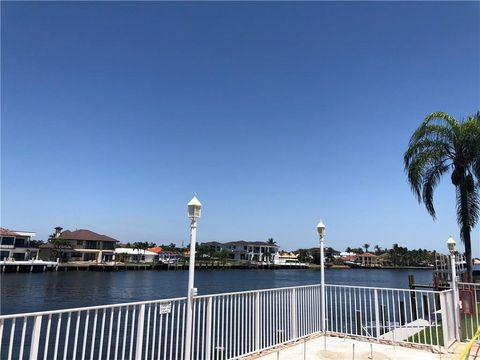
<box><xmin>404</xmin><ymin>111</ymin><xmax>480</xmax><ymax>281</ymax></box>
<box><xmin>363</xmin><ymin>243</ymin><xmax>370</xmax><ymax>253</ymax></box>
<box><xmin>374</xmin><ymin>245</ymin><xmax>381</xmax><ymax>255</ymax></box>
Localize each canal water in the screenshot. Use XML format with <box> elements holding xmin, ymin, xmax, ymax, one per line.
<box><xmin>0</xmin><ymin>268</ymin><xmax>433</xmax><ymax>315</ymax></box>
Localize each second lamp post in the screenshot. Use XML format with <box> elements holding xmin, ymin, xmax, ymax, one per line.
<box><xmin>317</xmin><ymin>221</ymin><xmax>326</xmax><ymax>333</ymax></box>
<box><xmin>184</xmin><ymin>195</ymin><xmax>202</xmax><ymax>360</ymax></box>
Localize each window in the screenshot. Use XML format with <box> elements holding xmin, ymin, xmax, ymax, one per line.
<box><xmin>102</xmin><ymin>242</ymin><xmax>114</xmax><ymax>250</ymax></box>
<box><xmin>86</xmin><ymin>241</ymin><xmax>97</xmax><ymax>249</ymax></box>
<box><xmin>1</xmin><ymin>237</ymin><xmax>15</xmax><ymax>246</ymax></box>
<box><xmin>0</xmin><ymin>251</ymin><xmax>9</xmax><ymax>259</ymax></box>
<box><xmin>77</xmin><ymin>240</ymin><xmax>84</xmax><ymax>246</ymax></box>
<box><xmin>15</xmin><ymin>238</ymin><xmax>26</xmax><ymax>247</ymax></box>
<box><xmin>83</xmin><ymin>253</ymin><xmax>96</xmax><ymax>261</ymax></box>
<box><xmin>13</xmin><ymin>253</ymin><xmax>25</xmax><ymax>260</ymax></box>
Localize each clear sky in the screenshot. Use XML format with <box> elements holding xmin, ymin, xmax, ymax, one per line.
<box><xmin>2</xmin><ymin>2</ymin><xmax>479</xmax><ymax>253</ymax></box>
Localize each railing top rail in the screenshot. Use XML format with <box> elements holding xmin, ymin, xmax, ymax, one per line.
<box><xmin>326</xmin><ymin>283</ymin><xmax>445</xmax><ymax>294</ymax></box>
<box><xmin>458</xmin><ymin>282</ymin><xmax>480</xmax><ymax>286</ymax></box>
<box><xmin>0</xmin><ymin>296</ymin><xmax>187</xmax><ymax>320</ymax></box>
<box><xmin>194</xmin><ymin>283</ymin><xmax>321</xmax><ymax>299</ymax></box>
<box><xmin>195</xmin><ymin>282</ymin><xmax>445</xmax><ymax>299</ymax></box>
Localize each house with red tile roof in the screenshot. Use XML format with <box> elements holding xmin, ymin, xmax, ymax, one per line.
<box><xmin>39</xmin><ymin>226</ymin><xmax>119</xmax><ymax>263</ymax></box>
<box><xmin>355</xmin><ymin>252</ymin><xmax>380</xmax><ymax>268</ymax></box>
<box><xmin>147</xmin><ymin>246</ymin><xmax>182</xmax><ymax>264</ymax></box>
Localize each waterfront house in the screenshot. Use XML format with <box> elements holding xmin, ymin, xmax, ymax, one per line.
<box><xmin>39</xmin><ymin>227</ymin><xmax>119</xmax><ymax>263</ymax></box>
<box><xmin>147</xmin><ymin>246</ymin><xmax>182</xmax><ymax>264</ymax></box>
<box><xmin>274</xmin><ymin>251</ymin><xmax>300</xmax><ymax>265</ymax></box>
<box><xmin>0</xmin><ymin>228</ymin><xmax>39</xmax><ymax>261</ymax></box>
<box><xmin>339</xmin><ymin>251</ymin><xmax>357</xmax><ymax>258</ymax></box>
<box><xmin>203</xmin><ymin>240</ymin><xmax>279</xmax><ymax>263</ymax></box>
<box><xmin>114</xmin><ymin>248</ymin><xmax>158</xmax><ymax>263</ymax></box>
<box><xmin>355</xmin><ymin>252</ymin><xmax>380</xmax><ymax>267</ymax></box>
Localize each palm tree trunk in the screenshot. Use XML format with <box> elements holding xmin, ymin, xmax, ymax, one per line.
<box><xmin>459</xmin><ymin>182</ymin><xmax>473</xmax><ymax>282</ymax></box>
<box><xmin>463</xmin><ymin>229</ymin><xmax>473</xmax><ymax>283</ymax></box>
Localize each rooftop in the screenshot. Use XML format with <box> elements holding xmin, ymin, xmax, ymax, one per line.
<box><xmin>57</xmin><ymin>229</ymin><xmax>119</xmax><ymax>242</ymax></box>
<box><xmin>0</xmin><ymin>228</ymin><xmax>18</xmax><ymax>236</ymax></box>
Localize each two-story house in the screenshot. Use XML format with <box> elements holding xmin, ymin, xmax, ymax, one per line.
<box><xmin>0</xmin><ymin>228</ymin><xmax>39</xmax><ymax>261</ymax></box>
<box><xmin>203</xmin><ymin>240</ymin><xmax>279</xmax><ymax>263</ymax></box>
<box><xmin>39</xmin><ymin>227</ymin><xmax>119</xmax><ymax>263</ymax></box>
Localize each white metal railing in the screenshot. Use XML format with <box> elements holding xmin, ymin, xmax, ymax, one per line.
<box><xmin>0</xmin><ymin>284</ymin><xmax>453</xmax><ymax>359</ymax></box>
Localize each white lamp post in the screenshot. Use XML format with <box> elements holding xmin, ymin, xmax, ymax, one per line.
<box><xmin>184</xmin><ymin>195</ymin><xmax>202</xmax><ymax>360</ymax></box>
<box><xmin>317</xmin><ymin>221</ymin><xmax>326</xmax><ymax>333</ymax></box>
<box><xmin>447</xmin><ymin>236</ymin><xmax>461</xmax><ymax>341</ymax></box>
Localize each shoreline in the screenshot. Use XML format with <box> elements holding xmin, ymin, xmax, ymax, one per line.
<box><xmin>1</xmin><ymin>262</ymin><xmax>435</xmax><ymax>273</ymax></box>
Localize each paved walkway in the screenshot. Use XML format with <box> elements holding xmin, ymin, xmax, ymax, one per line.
<box><xmin>244</xmin><ymin>335</ymin><xmax>462</xmax><ymax>360</ymax></box>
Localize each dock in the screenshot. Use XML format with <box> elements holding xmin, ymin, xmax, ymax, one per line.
<box><xmin>0</xmin><ymin>260</ymin><xmax>309</xmax><ymax>272</ymax></box>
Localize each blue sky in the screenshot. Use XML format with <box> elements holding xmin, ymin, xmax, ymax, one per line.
<box><xmin>2</xmin><ymin>2</ymin><xmax>479</xmax><ymax>253</ymax></box>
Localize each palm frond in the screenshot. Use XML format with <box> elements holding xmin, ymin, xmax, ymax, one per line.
<box><xmin>405</xmin><ymin>146</ymin><xmax>451</xmax><ymax>202</ymax></box>
<box><xmin>423</xmin><ymin>111</ymin><xmax>460</xmax><ymax>131</ymax></box>
<box><xmin>422</xmin><ymin>162</ymin><xmax>450</xmax><ymax>218</ymax></box>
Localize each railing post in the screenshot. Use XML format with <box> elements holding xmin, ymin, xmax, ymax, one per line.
<box><xmin>255</xmin><ymin>291</ymin><xmax>260</xmax><ymax>350</ymax></box>
<box><xmin>29</xmin><ymin>315</ymin><xmax>43</xmax><ymax>360</ymax></box>
<box><xmin>135</xmin><ymin>304</ymin><xmax>145</xmax><ymax>360</ymax></box>
<box><xmin>205</xmin><ymin>297</ymin><xmax>213</xmax><ymax>360</ymax></box>
<box><xmin>439</xmin><ymin>290</ymin><xmax>455</xmax><ymax>348</ymax></box>
<box><xmin>374</xmin><ymin>289</ymin><xmax>380</xmax><ymax>340</ymax></box>
<box><xmin>291</xmin><ymin>288</ymin><xmax>297</xmax><ymax>339</ymax></box>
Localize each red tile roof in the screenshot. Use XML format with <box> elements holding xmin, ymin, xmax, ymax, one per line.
<box><xmin>0</xmin><ymin>228</ymin><xmax>19</xmax><ymax>236</ymax></box>
<box><xmin>147</xmin><ymin>246</ymin><xmax>163</xmax><ymax>254</ymax></box>
<box><xmin>58</xmin><ymin>229</ymin><xmax>119</xmax><ymax>242</ymax></box>
<box><xmin>357</xmin><ymin>252</ymin><xmax>378</xmax><ymax>258</ymax></box>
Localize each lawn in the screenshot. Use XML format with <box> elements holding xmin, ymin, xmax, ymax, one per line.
<box><xmin>407</xmin><ymin>304</ymin><xmax>480</xmax><ymax>346</ymax></box>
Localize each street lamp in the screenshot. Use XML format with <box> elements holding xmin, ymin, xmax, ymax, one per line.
<box><xmin>447</xmin><ymin>236</ymin><xmax>456</xmax><ymax>254</ymax></box>
<box><xmin>317</xmin><ymin>221</ymin><xmax>326</xmax><ymax>333</ymax></box>
<box><xmin>185</xmin><ymin>195</ymin><xmax>202</xmax><ymax>360</ymax></box>
<box><xmin>447</xmin><ymin>236</ymin><xmax>461</xmax><ymax>341</ymax></box>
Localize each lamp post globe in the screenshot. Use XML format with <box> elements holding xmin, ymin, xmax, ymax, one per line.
<box><xmin>447</xmin><ymin>236</ymin><xmax>456</xmax><ymax>255</ymax></box>
<box><xmin>317</xmin><ymin>221</ymin><xmax>326</xmax><ymax>238</ymax></box>
<box><xmin>188</xmin><ymin>196</ymin><xmax>202</xmax><ymax>220</ymax></box>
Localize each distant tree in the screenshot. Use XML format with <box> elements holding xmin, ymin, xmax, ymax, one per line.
<box><xmin>374</xmin><ymin>245</ymin><xmax>382</xmax><ymax>255</ymax></box>
<box><xmin>363</xmin><ymin>244</ymin><xmax>370</xmax><ymax>253</ymax></box>
<box><xmin>297</xmin><ymin>249</ymin><xmax>311</xmax><ymax>263</ymax></box>
<box><xmin>267</xmin><ymin>238</ymin><xmax>276</xmax><ymax>245</ymax></box>
<box><xmin>404</xmin><ymin>111</ymin><xmax>480</xmax><ymax>281</ymax></box>
<box><xmin>47</xmin><ymin>235</ymin><xmax>70</xmax><ymax>263</ymax></box>
<box><xmin>345</xmin><ymin>247</ymin><xmax>352</xmax><ymax>253</ymax></box>
<box><xmin>29</xmin><ymin>240</ymin><xmax>44</xmax><ymax>248</ymax></box>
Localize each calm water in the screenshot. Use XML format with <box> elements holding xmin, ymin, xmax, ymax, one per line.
<box><xmin>1</xmin><ymin>268</ymin><xmax>433</xmax><ymax>315</ymax></box>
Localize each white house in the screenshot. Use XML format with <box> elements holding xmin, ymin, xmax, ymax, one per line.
<box><xmin>0</xmin><ymin>228</ymin><xmax>39</xmax><ymax>261</ymax></box>
<box><xmin>203</xmin><ymin>240</ymin><xmax>279</xmax><ymax>263</ymax></box>
<box><xmin>274</xmin><ymin>252</ymin><xmax>301</xmax><ymax>265</ymax></box>
<box><xmin>114</xmin><ymin>248</ymin><xmax>159</xmax><ymax>263</ymax></box>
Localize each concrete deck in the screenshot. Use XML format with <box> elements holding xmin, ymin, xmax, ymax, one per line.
<box><xmin>244</xmin><ymin>334</ymin><xmax>467</xmax><ymax>360</ymax></box>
